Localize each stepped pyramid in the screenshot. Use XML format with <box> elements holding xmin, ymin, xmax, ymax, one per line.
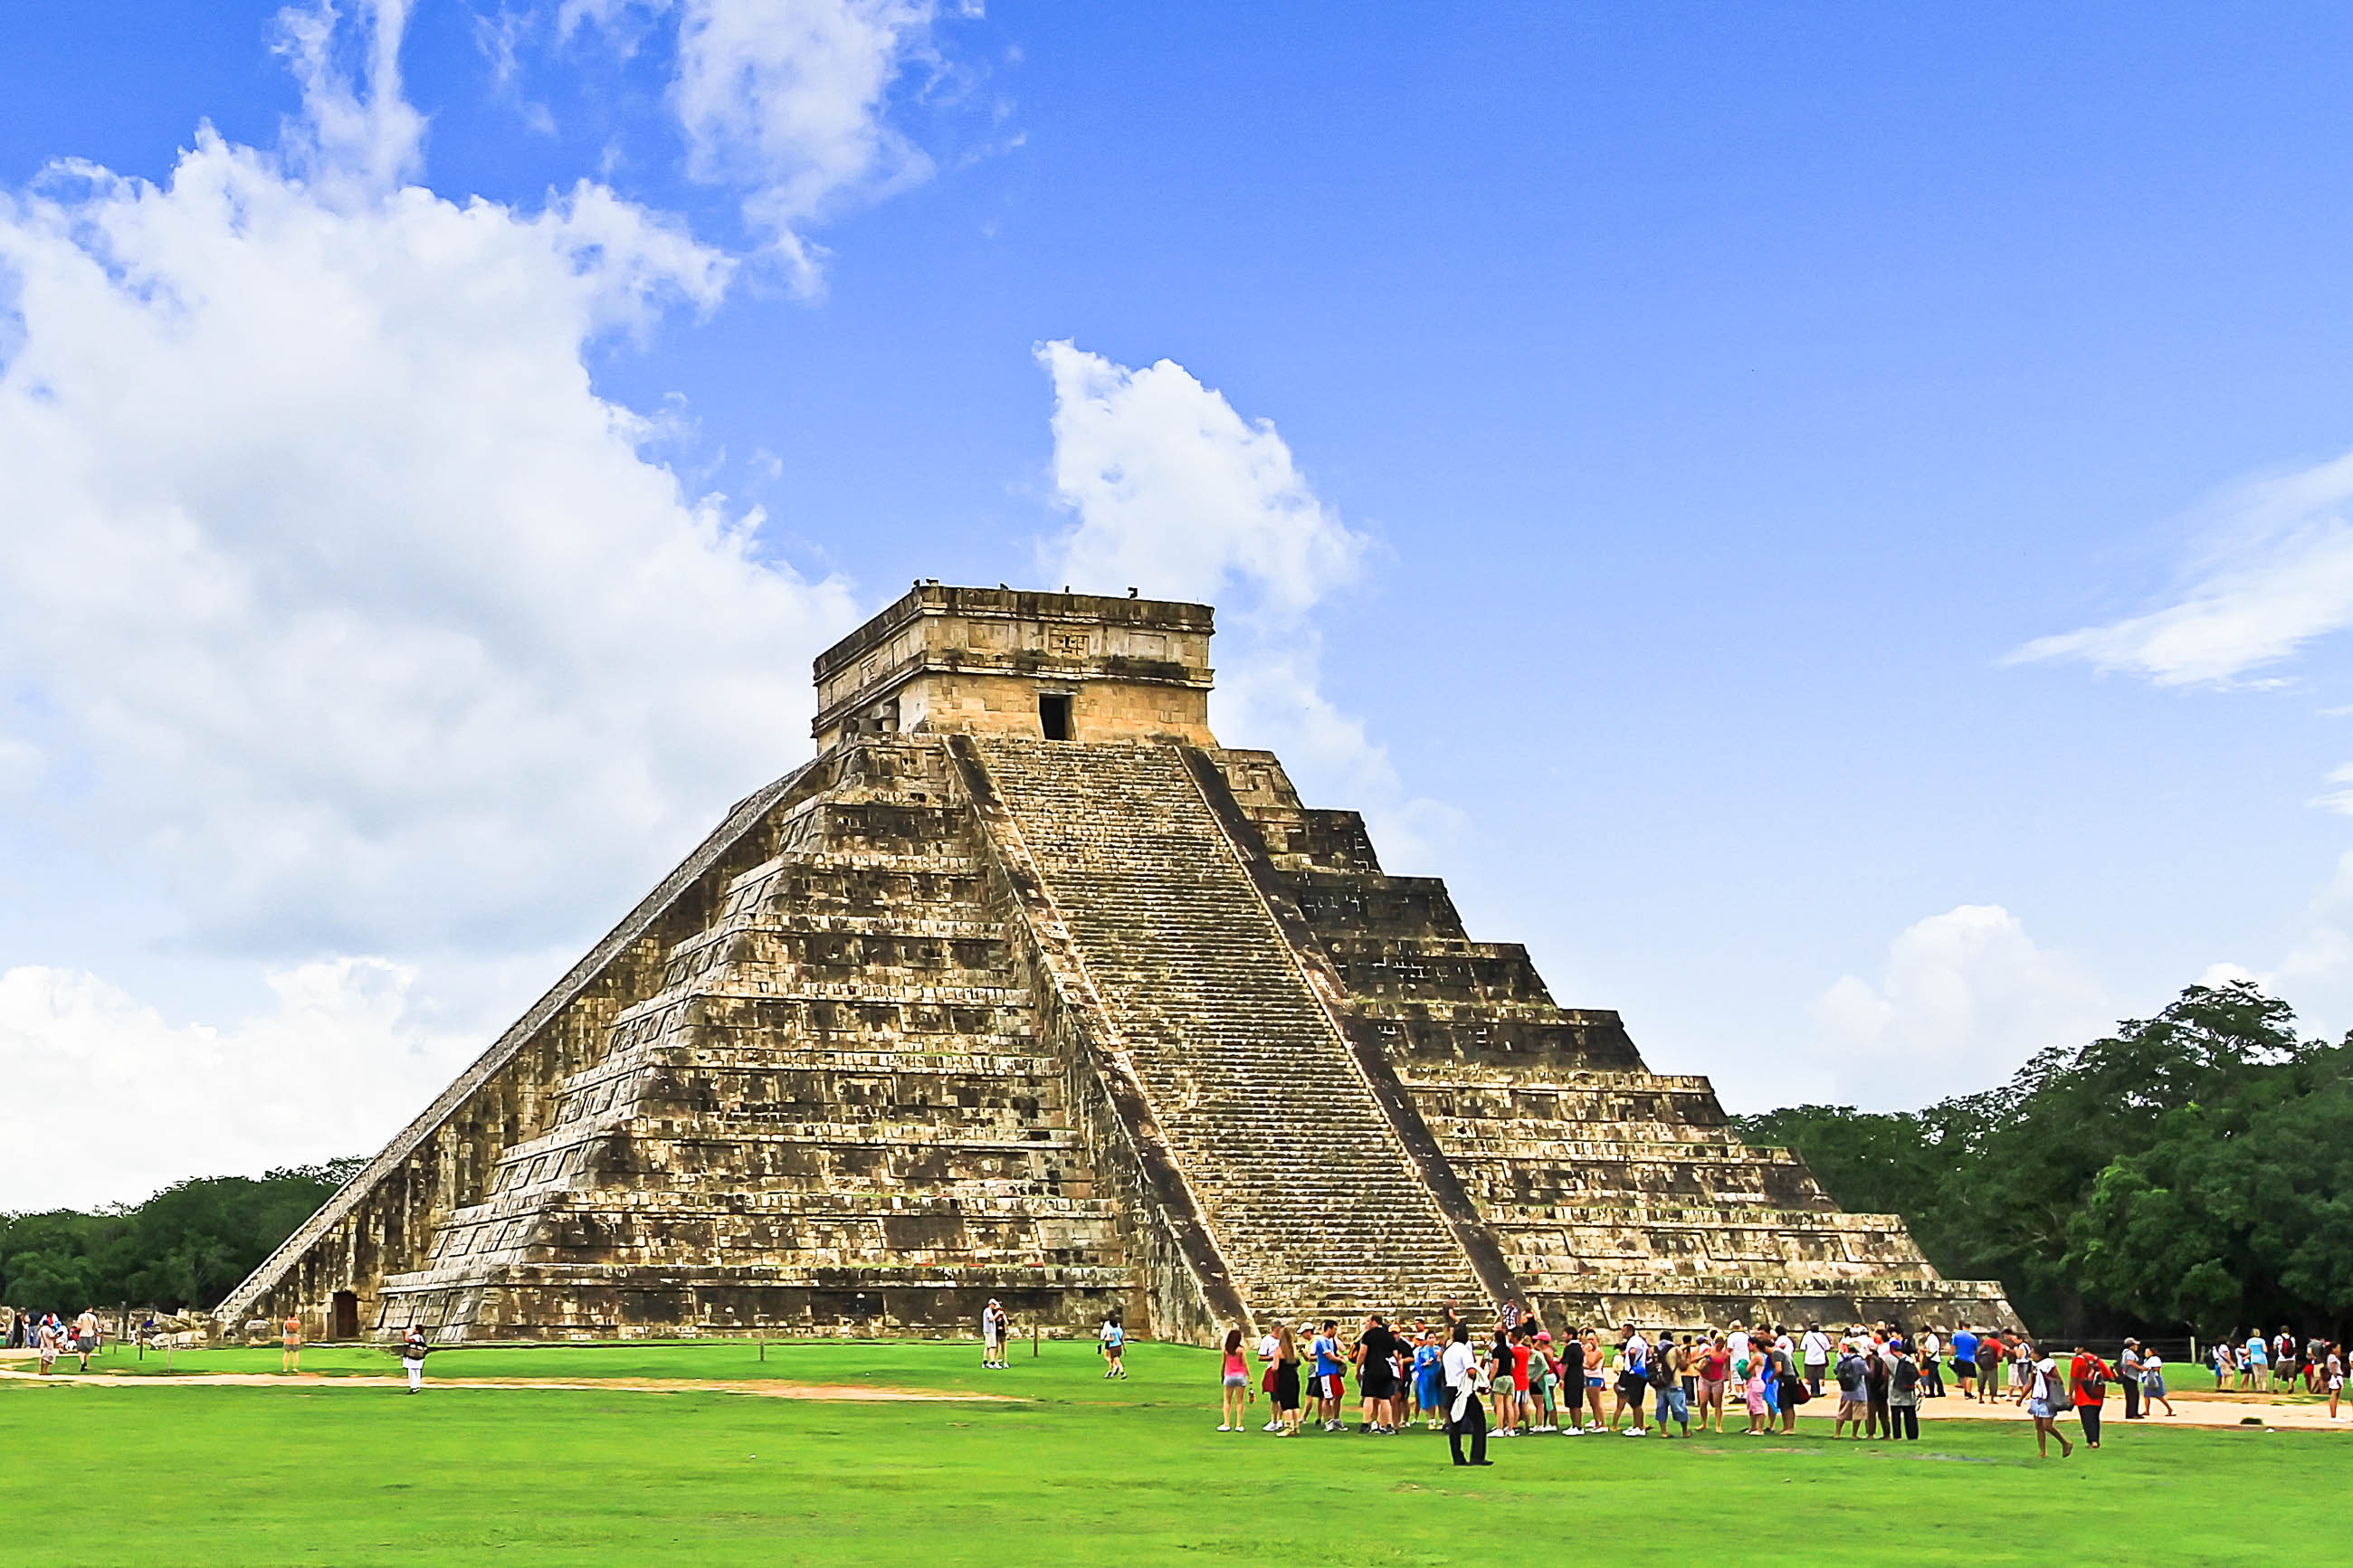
<box><xmin>220</xmin><ymin>584</ymin><xmax>2015</xmax><ymax>1344</ymax></box>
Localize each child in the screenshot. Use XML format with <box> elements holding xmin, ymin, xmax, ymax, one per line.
<box><xmin>2142</xmin><ymin>1350</ymin><xmax>2176</xmax><ymax>1418</ymax></box>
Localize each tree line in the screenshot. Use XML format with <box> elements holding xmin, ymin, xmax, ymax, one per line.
<box><xmin>1736</xmin><ymin>980</ymin><xmax>2353</xmax><ymax>1341</ymax></box>
<box><xmin>0</xmin><ymin>1159</ymin><xmax>364</xmax><ymax>1316</ymax></box>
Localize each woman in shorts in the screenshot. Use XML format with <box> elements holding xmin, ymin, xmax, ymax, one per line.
<box><xmin>1582</xmin><ymin>1328</ymin><xmax>1607</xmax><ymax>1431</ymax></box>
<box><xmin>2141</xmin><ymin>1350</ymin><xmax>2176</xmax><ymax>1417</ymax></box>
<box><xmin>1217</xmin><ymin>1326</ymin><xmax>1249</xmax><ymax>1431</ymax></box>
<box><xmin>1696</xmin><ymin>1334</ymin><xmax>1730</xmax><ymax>1432</ymax></box>
<box><xmin>2017</xmin><ymin>1346</ymin><xmax>2072</xmax><ymax>1458</ymax></box>
<box><xmin>1742</xmin><ymin>1349</ymin><xmax>1771</xmax><ymax>1434</ymax></box>
<box><xmin>2326</xmin><ymin>1344</ymin><xmax>2345</xmax><ymax>1422</ymax></box>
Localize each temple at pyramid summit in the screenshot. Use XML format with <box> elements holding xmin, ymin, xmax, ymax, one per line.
<box><xmin>218</xmin><ymin>583</ymin><xmax>2018</xmax><ymax>1345</ymax></box>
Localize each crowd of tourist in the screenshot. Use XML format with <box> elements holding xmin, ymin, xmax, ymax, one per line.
<box><xmin>1177</xmin><ymin>1304</ymin><xmax>2351</xmax><ymax>1462</ymax></box>
<box><xmin>0</xmin><ymin>1307</ymin><xmax>103</xmax><ymax>1373</ymax></box>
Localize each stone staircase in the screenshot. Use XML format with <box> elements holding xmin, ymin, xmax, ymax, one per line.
<box><xmin>375</xmin><ymin>739</ymin><xmax>1133</xmax><ymax>1339</ymax></box>
<box><xmin>969</xmin><ymin>737</ymin><xmax>1489</xmax><ymax>1327</ymax></box>
<box><xmin>1205</xmin><ymin>747</ymin><xmax>2017</xmax><ymax>1331</ymax></box>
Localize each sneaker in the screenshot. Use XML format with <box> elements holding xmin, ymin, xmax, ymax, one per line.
<box><xmin>1263</xmin><ymin>1421</ymin><xmax>1281</xmax><ymax>1432</ymax></box>
<box><xmin>1216</xmin><ymin>1424</ymin><xmax>1232</xmax><ymax>1432</ymax></box>
<box><xmin>1623</xmin><ymin>1427</ymin><xmax>1645</xmax><ymax>1436</ymax></box>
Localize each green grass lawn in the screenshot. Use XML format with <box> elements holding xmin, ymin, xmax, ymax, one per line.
<box><xmin>3</xmin><ymin>1338</ymin><xmax>2339</xmax><ymax>1566</ymax></box>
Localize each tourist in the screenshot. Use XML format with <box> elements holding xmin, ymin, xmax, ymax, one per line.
<box><xmin>1311</xmin><ymin>1320</ymin><xmax>1344</xmax><ymax>1430</ymax></box>
<box><xmin>1553</xmin><ymin>1326</ymin><xmax>1586</xmax><ymax>1435</ymax></box>
<box><xmin>1834</xmin><ymin>1341</ymin><xmax>1868</xmax><ymax>1438</ymax></box>
<box><xmin>1414</xmin><ymin>1327</ymin><xmax>1444</xmax><ymax>1432</ymax></box>
<box><xmin>2210</xmin><ymin>1339</ymin><xmax>2233</xmax><ymax>1391</ymax></box>
<box><xmin>1257</xmin><ymin>1325</ymin><xmax>1283</xmax><ymax>1430</ymax></box>
<box><xmin>1508</xmin><ymin>1324</ymin><xmax>1534</xmax><ymax>1434</ymax></box>
<box><xmin>1919</xmin><ymin>1327</ymin><xmax>1944</xmax><ymax>1398</ymax></box>
<box><xmin>2141</xmin><ymin>1349</ymin><xmax>2175</xmax><ymax>1417</ymax></box>
<box><xmin>2242</xmin><ymin>1330</ymin><xmax>2266</xmax><ymax>1392</ymax></box>
<box><xmin>1695</xmin><ymin>1334</ymin><xmax>1729</xmax><ymax>1433</ymax></box>
<box><xmin>1750</xmin><ymin>1345</ymin><xmax>1778</xmax><ymax>1439</ymax></box>
<box><xmin>1442</xmin><ymin>1323</ymin><xmax>1491</xmax><ymax>1467</ymax></box>
<box><xmin>1888</xmin><ymin>1338</ymin><xmax>1921</xmax><ymax>1440</ymax></box>
<box><xmin>2326</xmin><ymin>1343</ymin><xmax>2345</xmax><ymax>1422</ymax></box>
<box><xmin>1609</xmin><ymin>1322</ymin><xmax>1647</xmax><ymax>1434</ymax></box>
<box><xmin>1975</xmin><ymin>1328</ymin><xmax>2002</xmax><ymax>1402</ymax></box>
<box><xmin>1486</xmin><ymin>1324</ymin><xmax>1517</xmax><ymax>1435</ymax></box>
<box><xmin>1651</xmin><ymin>1332</ymin><xmax>1690</xmax><ymax>1437</ymax></box>
<box><xmin>1800</xmin><ymin>1322</ymin><xmax>1831</xmax><ymax>1396</ymax></box>
<box><xmin>2018</xmin><ymin>1345</ymin><xmax>2072</xmax><ymax>1458</ymax></box>
<box><xmin>1100</xmin><ymin>1314</ymin><xmax>1127</xmax><ymax>1380</ymax></box>
<box><xmin>34</xmin><ymin>1314</ymin><xmax>59</xmax><ymax>1375</ymax></box>
<box><xmin>1217</xmin><ymin>1326</ymin><xmax>1250</xmax><ymax>1431</ymax></box>
<box><xmin>1355</xmin><ymin>1313</ymin><xmax>1399</xmax><ymax>1434</ymax></box>
<box><xmin>1533</xmin><ymin>1330</ymin><xmax>1562</xmax><ymax>1432</ymax></box>
<box><xmin>2273</xmin><ymin>1327</ymin><xmax>2295</xmax><ymax>1394</ymax></box>
<box><xmin>400</xmin><ymin>1326</ymin><xmax>428</xmax><ymax>1392</ymax></box>
<box><xmin>2119</xmin><ymin>1339</ymin><xmax>2143</xmax><ymax>1421</ymax></box>
<box><xmin>1770</xmin><ymin>1334</ymin><xmax>1803</xmax><ymax>1433</ymax></box>
<box><xmin>282</xmin><ymin>1311</ymin><xmax>302</xmax><ymax>1373</ymax></box>
<box><xmin>2069</xmin><ymin>1345</ymin><xmax>2111</xmax><ymax>1448</ymax></box>
<box><xmin>1580</xmin><ymin>1327</ymin><xmax>1607</xmax><ymax>1430</ymax></box>
<box><xmin>1951</xmin><ymin>1323</ymin><xmax>1978</xmax><ymax>1398</ymax></box>
<box><xmin>980</xmin><ymin>1299</ymin><xmax>1004</xmax><ymax>1369</ymax></box>
<box><xmin>1862</xmin><ymin>1334</ymin><xmax>1891</xmax><ymax>1438</ymax></box>
<box><xmin>1272</xmin><ymin>1323</ymin><xmax>1304</xmax><ymax>1436</ymax></box>
<box><xmin>74</xmin><ymin>1307</ymin><xmax>99</xmax><ymax>1372</ymax></box>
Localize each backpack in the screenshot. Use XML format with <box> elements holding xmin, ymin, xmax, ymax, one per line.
<box><xmin>2078</xmin><ymin>1361</ymin><xmax>2105</xmax><ymax>1402</ymax></box>
<box><xmin>1891</xmin><ymin>1357</ymin><xmax>1920</xmax><ymax>1395</ymax></box>
<box><xmin>1648</xmin><ymin>1346</ymin><xmax>1675</xmax><ymax>1390</ymax></box>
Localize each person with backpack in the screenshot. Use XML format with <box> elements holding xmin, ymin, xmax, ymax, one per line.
<box><xmin>1862</xmin><ymin>1336</ymin><xmax>1891</xmax><ymax>1438</ymax></box>
<box><xmin>2017</xmin><ymin>1345</ymin><xmax>2072</xmax><ymax>1458</ymax></box>
<box><xmin>2069</xmin><ymin>1345</ymin><xmax>2111</xmax><ymax>1448</ymax></box>
<box><xmin>1888</xmin><ymin>1338</ymin><xmax>1922</xmax><ymax>1440</ymax></box>
<box><xmin>1975</xmin><ymin>1329</ymin><xmax>2002</xmax><ymax>1402</ymax></box>
<box><xmin>1834</xmin><ymin>1341</ymin><xmax>1869</xmax><ymax>1438</ymax></box>
<box><xmin>399</xmin><ymin>1326</ymin><xmax>429</xmax><ymax>1393</ymax></box>
<box><xmin>1650</xmin><ymin>1333</ymin><xmax>1690</xmax><ymax>1437</ymax></box>
<box><xmin>1612</xmin><ymin>1323</ymin><xmax>1650</xmax><ymax>1435</ymax></box>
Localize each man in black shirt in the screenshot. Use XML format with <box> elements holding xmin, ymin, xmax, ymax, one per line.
<box><xmin>1356</xmin><ymin>1315</ymin><xmax>1400</xmax><ymax>1434</ymax></box>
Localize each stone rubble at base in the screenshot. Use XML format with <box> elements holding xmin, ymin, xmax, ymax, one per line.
<box><xmin>215</xmin><ymin>584</ymin><xmax>2017</xmax><ymax>1346</ymax></box>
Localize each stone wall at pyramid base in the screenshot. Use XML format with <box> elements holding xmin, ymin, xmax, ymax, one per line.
<box><xmin>375</xmin><ymin>1268</ymin><xmax>1136</xmax><ymax>1343</ymax></box>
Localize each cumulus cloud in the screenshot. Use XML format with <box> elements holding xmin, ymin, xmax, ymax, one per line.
<box><xmin>562</xmin><ymin>0</ymin><xmax>958</xmax><ymax>292</ymax></box>
<box><xmin>1035</xmin><ymin>341</ymin><xmax>1365</xmax><ymax>616</ymax></box>
<box><xmin>1034</xmin><ymin>341</ymin><xmax>1460</xmax><ymax>867</ymax></box>
<box><xmin>0</xmin><ymin>959</ymin><xmax>480</xmax><ymax>1211</ymax></box>
<box><xmin>2012</xmin><ymin>448</ymin><xmax>2353</xmax><ymax>686</ymax></box>
<box><xmin>1810</xmin><ymin>904</ymin><xmax>2110</xmax><ymax>1107</ymax></box>
<box><xmin>0</xmin><ymin>2</ymin><xmax>862</xmax><ymax>958</ymax></box>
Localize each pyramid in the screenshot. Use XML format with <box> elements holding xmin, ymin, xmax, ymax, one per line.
<box><xmin>219</xmin><ymin>584</ymin><xmax>2016</xmax><ymax>1344</ymax></box>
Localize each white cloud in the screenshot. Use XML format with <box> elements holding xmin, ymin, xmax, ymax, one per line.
<box><xmin>1033</xmin><ymin>341</ymin><xmax>1457</xmax><ymax>868</ymax></box>
<box><xmin>0</xmin><ymin>0</ymin><xmax>862</xmax><ymax>958</ymax></box>
<box><xmin>2012</xmin><ymin>448</ymin><xmax>2353</xmax><ymax>686</ymax></box>
<box><xmin>1809</xmin><ymin>904</ymin><xmax>2110</xmax><ymax>1108</ymax></box>
<box><xmin>1035</xmin><ymin>340</ymin><xmax>1365</xmax><ymax>617</ymax></box>
<box><xmin>0</xmin><ymin>959</ymin><xmax>481</xmax><ymax>1211</ymax></box>
<box><xmin>563</xmin><ymin>0</ymin><xmax>957</xmax><ymax>292</ymax></box>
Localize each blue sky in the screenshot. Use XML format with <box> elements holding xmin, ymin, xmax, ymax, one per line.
<box><xmin>7</xmin><ymin>1</ymin><xmax>2353</xmax><ymax>1204</ymax></box>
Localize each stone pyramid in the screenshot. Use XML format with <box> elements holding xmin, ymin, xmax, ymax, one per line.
<box><xmin>220</xmin><ymin>584</ymin><xmax>2016</xmax><ymax>1345</ymax></box>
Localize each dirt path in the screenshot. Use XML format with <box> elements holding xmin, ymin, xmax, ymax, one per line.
<box><xmin>0</xmin><ymin>1366</ymin><xmax>1014</xmax><ymax>1402</ymax></box>
<box><xmin>1911</xmin><ymin>1388</ymin><xmax>2348</xmax><ymax>1432</ymax></box>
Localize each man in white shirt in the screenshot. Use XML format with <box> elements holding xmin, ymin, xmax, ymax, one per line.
<box><xmin>1615</xmin><ymin>1326</ymin><xmax>1650</xmax><ymax>1434</ymax></box>
<box><xmin>1441</xmin><ymin>1324</ymin><xmax>1491</xmax><ymax>1466</ymax></box>
<box><xmin>1257</xmin><ymin>1329</ymin><xmax>1282</xmax><ymax>1430</ymax></box>
<box><xmin>1800</xmin><ymin>1324</ymin><xmax>1832</xmax><ymax>1396</ymax></box>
